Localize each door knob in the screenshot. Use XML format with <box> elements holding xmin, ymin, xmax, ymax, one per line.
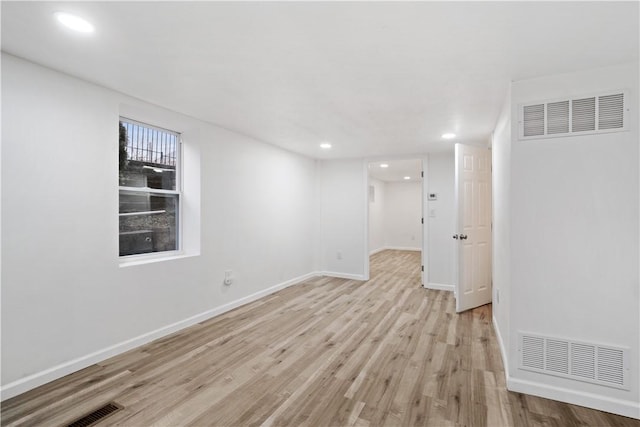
<box><xmin>459</xmin><ymin>234</ymin><xmax>468</xmax><ymax>240</ymax></box>
<box><xmin>452</xmin><ymin>234</ymin><xmax>459</xmax><ymax>239</ymax></box>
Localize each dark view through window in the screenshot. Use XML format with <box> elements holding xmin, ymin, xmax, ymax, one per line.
<box><xmin>119</xmin><ymin>119</ymin><xmax>180</xmax><ymax>256</ymax></box>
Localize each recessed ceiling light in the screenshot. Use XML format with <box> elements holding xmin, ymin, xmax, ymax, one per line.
<box><xmin>55</xmin><ymin>12</ymin><xmax>95</xmax><ymax>33</ymax></box>
<box><xmin>320</xmin><ymin>143</ymin><xmax>332</xmax><ymax>149</ymax></box>
<box><xmin>380</xmin><ymin>163</ymin><xmax>389</xmax><ymax>168</ymax></box>
<box><xmin>404</xmin><ymin>176</ymin><xmax>411</xmax><ymax>180</ymax></box>
<box><xmin>441</xmin><ymin>133</ymin><xmax>456</xmax><ymax>140</ymax></box>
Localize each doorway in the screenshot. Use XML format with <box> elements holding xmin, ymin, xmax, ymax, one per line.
<box><xmin>366</xmin><ymin>158</ymin><xmax>425</xmax><ymax>284</ymax></box>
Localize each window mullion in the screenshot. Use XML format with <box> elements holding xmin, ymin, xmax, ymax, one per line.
<box><xmin>118</xmin><ymin>186</ymin><xmax>179</xmax><ymax>196</ymax></box>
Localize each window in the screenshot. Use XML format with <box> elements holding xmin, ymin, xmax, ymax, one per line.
<box><xmin>119</xmin><ymin>118</ymin><xmax>181</xmax><ymax>257</ymax></box>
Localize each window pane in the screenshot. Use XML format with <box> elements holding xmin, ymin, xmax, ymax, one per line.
<box><xmin>119</xmin><ymin>120</ymin><xmax>177</xmax><ymax>190</ymax></box>
<box><xmin>119</xmin><ymin>190</ymin><xmax>179</xmax><ymax>256</ymax></box>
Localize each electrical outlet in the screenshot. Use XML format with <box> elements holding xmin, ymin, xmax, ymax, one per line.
<box><xmin>224</xmin><ymin>270</ymin><xmax>233</xmax><ymax>286</ymax></box>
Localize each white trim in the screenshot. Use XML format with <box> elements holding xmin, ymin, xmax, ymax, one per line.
<box><xmin>319</xmin><ymin>271</ymin><xmax>367</xmax><ymax>281</ymax></box>
<box><xmin>421</xmin><ymin>156</ymin><xmax>427</xmax><ymax>287</ymax></box>
<box><xmin>423</xmin><ymin>282</ymin><xmax>454</xmax><ymax>292</ymax></box>
<box><xmin>118</xmin><ymin>186</ymin><xmax>179</xmax><ymax>196</ymax></box>
<box><xmin>384</xmin><ymin>246</ymin><xmax>421</xmax><ymax>252</ymax></box>
<box><xmin>492</xmin><ymin>315</ymin><xmax>510</xmax><ymax>376</ymax></box>
<box><xmin>369</xmin><ymin>247</ymin><xmax>386</xmax><ymax>256</ymax></box>
<box><xmin>507</xmin><ymin>377</ymin><xmax>639</xmax><ymax>420</ymax></box>
<box><xmin>0</xmin><ymin>271</ymin><xmax>317</xmax><ymax>401</ymax></box>
<box><xmin>119</xmin><ymin>251</ymin><xmax>197</xmax><ymax>267</ymax></box>
<box><xmin>119</xmin><ymin>209</ymin><xmax>167</xmax><ymax>217</ymax></box>
<box><xmin>362</xmin><ymin>159</ymin><xmax>370</xmax><ymax>281</ymax></box>
<box><xmin>369</xmin><ymin>246</ymin><xmax>421</xmax><ymax>256</ymax></box>
<box><xmin>120</xmin><ymin>116</ymin><xmax>179</xmax><ymax>135</ymax></box>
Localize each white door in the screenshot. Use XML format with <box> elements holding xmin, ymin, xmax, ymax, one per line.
<box><xmin>454</xmin><ymin>143</ymin><xmax>492</xmax><ymax>313</ymax></box>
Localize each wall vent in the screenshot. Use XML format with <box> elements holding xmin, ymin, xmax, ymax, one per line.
<box><xmin>519</xmin><ymin>91</ymin><xmax>627</xmax><ymax>140</ymax></box>
<box><xmin>518</xmin><ymin>332</ymin><xmax>629</xmax><ymax>390</ymax></box>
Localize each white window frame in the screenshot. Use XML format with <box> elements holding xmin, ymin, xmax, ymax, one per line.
<box><xmin>118</xmin><ymin>117</ymin><xmax>183</xmax><ymax>261</ymax></box>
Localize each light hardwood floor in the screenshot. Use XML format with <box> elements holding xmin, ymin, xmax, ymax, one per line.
<box><xmin>2</xmin><ymin>250</ymin><xmax>638</xmax><ymax>426</ymax></box>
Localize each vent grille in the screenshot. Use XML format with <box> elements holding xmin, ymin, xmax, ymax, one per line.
<box><xmin>571</xmin><ymin>97</ymin><xmax>596</xmax><ymax>132</ymax></box>
<box><xmin>598</xmin><ymin>93</ymin><xmax>624</xmax><ymax>130</ymax></box>
<box><xmin>546</xmin><ymin>339</ymin><xmax>569</xmax><ymax>374</ymax></box>
<box><xmin>519</xmin><ymin>333</ymin><xmax>629</xmax><ymax>390</ymax></box>
<box><xmin>523</xmin><ymin>104</ymin><xmax>545</xmax><ymax>136</ymax></box>
<box><xmin>519</xmin><ymin>91</ymin><xmax>626</xmax><ymax>140</ymax></box>
<box><xmin>571</xmin><ymin>343</ymin><xmax>595</xmax><ymax>378</ymax></box>
<box><xmin>547</xmin><ymin>101</ymin><xmax>569</xmax><ymax>134</ymax></box>
<box><xmin>66</xmin><ymin>402</ymin><xmax>123</xmax><ymax>427</ymax></box>
<box><xmin>598</xmin><ymin>347</ymin><xmax>625</xmax><ymax>385</ymax></box>
<box><xmin>522</xmin><ymin>336</ymin><xmax>544</xmax><ymax>369</ymax></box>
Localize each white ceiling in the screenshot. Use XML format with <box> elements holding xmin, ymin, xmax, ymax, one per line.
<box><xmin>2</xmin><ymin>2</ymin><xmax>638</xmax><ymax>159</ymax></box>
<box><xmin>368</xmin><ymin>159</ymin><xmax>422</xmax><ymax>183</ymax></box>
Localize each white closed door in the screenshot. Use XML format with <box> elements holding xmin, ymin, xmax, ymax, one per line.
<box><xmin>454</xmin><ymin>143</ymin><xmax>492</xmax><ymax>313</ymax></box>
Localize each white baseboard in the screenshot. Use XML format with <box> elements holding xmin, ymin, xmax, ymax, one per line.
<box><xmin>384</xmin><ymin>246</ymin><xmax>421</xmax><ymax>252</ymax></box>
<box><xmin>370</xmin><ymin>246</ymin><xmax>421</xmax><ymax>255</ymax></box>
<box><xmin>492</xmin><ymin>315</ymin><xmax>510</xmax><ymax>376</ymax></box>
<box><xmin>0</xmin><ymin>271</ymin><xmax>317</xmax><ymax>401</ymax></box>
<box><xmin>320</xmin><ymin>271</ymin><xmax>367</xmax><ymax>281</ymax></box>
<box><xmin>507</xmin><ymin>377</ymin><xmax>639</xmax><ymax>420</ymax></box>
<box><xmin>423</xmin><ymin>282</ymin><xmax>454</xmax><ymax>292</ymax></box>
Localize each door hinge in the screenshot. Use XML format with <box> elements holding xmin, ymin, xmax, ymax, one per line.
<box><xmin>421</xmin><ymin>218</ymin><xmax>424</xmax><ymax>224</ymax></box>
<box><xmin>421</xmin><ymin>171</ymin><xmax>424</xmax><ymax>178</ymax></box>
<box><xmin>421</xmin><ymin>265</ymin><xmax>424</xmax><ymax>272</ymax></box>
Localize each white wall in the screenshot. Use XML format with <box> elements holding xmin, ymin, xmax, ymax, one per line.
<box><xmin>504</xmin><ymin>62</ymin><xmax>639</xmax><ymax>418</ymax></box>
<box><xmin>318</xmin><ymin>159</ymin><xmax>367</xmax><ymax>279</ymax></box>
<box><xmin>1</xmin><ymin>54</ymin><xmax>319</xmax><ymax>395</ymax></box>
<box><xmin>384</xmin><ymin>181</ymin><xmax>422</xmax><ymax>251</ymax></box>
<box><xmin>491</xmin><ymin>87</ymin><xmax>511</xmax><ymax>370</ymax></box>
<box><xmin>368</xmin><ymin>178</ymin><xmax>385</xmax><ymax>254</ymax></box>
<box><xmin>426</xmin><ymin>153</ymin><xmax>454</xmax><ymax>287</ymax></box>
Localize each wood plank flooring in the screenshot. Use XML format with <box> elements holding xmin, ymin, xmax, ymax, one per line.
<box><xmin>2</xmin><ymin>250</ymin><xmax>638</xmax><ymax>426</ymax></box>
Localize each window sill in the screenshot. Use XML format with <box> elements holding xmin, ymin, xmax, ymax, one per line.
<box><xmin>119</xmin><ymin>251</ymin><xmax>199</xmax><ymax>268</ymax></box>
